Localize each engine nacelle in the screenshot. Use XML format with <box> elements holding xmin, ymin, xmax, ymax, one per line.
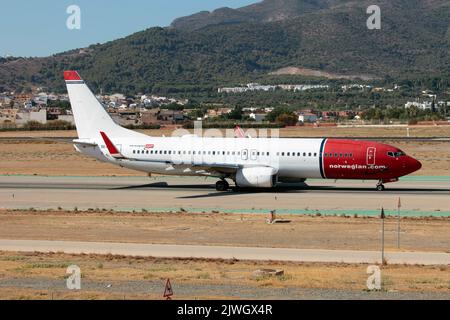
<box><xmin>235</xmin><ymin>167</ymin><xmax>278</xmax><ymax>188</ymax></box>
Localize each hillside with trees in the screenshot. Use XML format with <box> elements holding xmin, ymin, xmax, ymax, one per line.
<box><xmin>0</xmin><ymin>0</ymin><xmax>448</xmax><ymax>95</ymax></box>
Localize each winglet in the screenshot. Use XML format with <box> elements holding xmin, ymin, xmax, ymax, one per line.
<box><xmin>100</xmin><ymin>131</ymin><xmax>123</xmax><ymax>158</ymax></box>
<box><xmin>64</xmin><ymin>70</ymin><xmax>82</xmax><ymax>81</ymax></box>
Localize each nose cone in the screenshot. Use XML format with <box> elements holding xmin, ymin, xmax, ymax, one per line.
<box><xmin>406</xmin><ymin>156</ymin><xmax>422</xmax><ymax>174</ymax></box>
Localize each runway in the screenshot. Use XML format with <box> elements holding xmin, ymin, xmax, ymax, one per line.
<box><xmin>0</xmin><ymin>239</ymin><xmax>449</xmax><ymax>265</ymax></box>
<box><xmin>0</xmin><ymin>175</ymin><xmax>450</xmax><ymax>215</ymax></box>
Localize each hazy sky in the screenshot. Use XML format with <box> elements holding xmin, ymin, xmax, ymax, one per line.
<box><xmin>0</xmin><ymin>0</ymin><xmax>258</xmax><ymax>57</ymax></box>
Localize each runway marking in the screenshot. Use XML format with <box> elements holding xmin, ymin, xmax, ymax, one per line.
<box><xmin>0</xmin><ymin>239</ymin><xmax>448</xmax><ymax>265</ymax></box>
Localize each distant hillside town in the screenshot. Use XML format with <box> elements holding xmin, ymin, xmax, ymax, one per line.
<box><xmin>0</xmin><ymin>82</ymin><xmax>449</xmax><ymax>130</ymax></box>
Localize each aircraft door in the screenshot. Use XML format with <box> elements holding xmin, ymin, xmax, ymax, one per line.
<box><xmin>241</xmin><ymin>149</ymin><xmax>248</xmax><ymax>160</ymax></box>
<box><xmin>366</xmin><ymin>147</ymin><xmax>376</xmax><ymax>166</ymax></box>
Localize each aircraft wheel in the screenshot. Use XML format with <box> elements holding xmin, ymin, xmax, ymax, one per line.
<box><xmin>215</xmin><ymin>180</ymin><xmax>229</xmax><ymax>191</ymax></box>
<box><xmin>376</xmin><ymin>184</ymin><xmax>385</xmax><ymax>191</ymax></box>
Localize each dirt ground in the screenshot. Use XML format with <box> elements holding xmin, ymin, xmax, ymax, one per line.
<box><xmin>0</xmin><ymin>126</ymin><xmax>449</xmax><ymax>176</ymax></box>
<box><xmin>2</xmin><ymin>125</ymin><xmax>450</xmax><ymax>138</ymax></box>
<box><xmin>0</xmin><ymin>251</ymin><xmax>448</xmax><ymax>300</ymax></box>
<box><xmin>0</xmin><ymin>210</ymin><xmax>448</xmax><ymax>252</ymax></box>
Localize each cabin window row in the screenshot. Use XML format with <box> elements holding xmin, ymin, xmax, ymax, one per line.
<box><xmin>276</xmin><ymin>152</ymin><xmax>317</xmax><ymax>157</ymax></box>
<box><xmin>132</xmin><ymin>149</ymin><xmax>324</xmax><ymax>158</ymax></box>
<box><xmin>323</xmin><ymin>153</ymin><xmax>353</xmax><ymax>158</ymax></box>
<box><xmin>132</xmin><ymin>150</ymin><xmax>269</xmax><ymax>156</ymax></box>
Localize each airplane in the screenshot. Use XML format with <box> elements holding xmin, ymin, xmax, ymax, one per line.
<box><xmin>64</xmin><ymin>70</ymin><xmax>422</xmax><ymax>192</ymax></box>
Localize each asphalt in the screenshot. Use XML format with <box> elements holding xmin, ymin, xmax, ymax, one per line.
<box><xmin>1</xmin><ymin>239</ymin><xmax>449</xmax><ymax>265</ymax></box>
<box><xmin>0</xmin><ymin>175</ymin><xmax>449</xmax><ymax>215</ymax></box>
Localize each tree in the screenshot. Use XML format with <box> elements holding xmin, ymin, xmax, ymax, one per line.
<box><xmin>276</xmin><ymin>113</ymin><xmax>297</xmax><ymax>126</ymax></box>
<box><xmin>228</xmin><ymin>106</ymin><xmax>243</xmax><ymax>120</ymax></box>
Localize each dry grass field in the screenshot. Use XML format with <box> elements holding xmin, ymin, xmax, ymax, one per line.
<box><xmin>0</xmin><ymin>251</ymin><xmax>448</xmax><ymax>300</ymax></box>
<box><xmin>0</xmin><ymin>210</ymin><xmax>448</xmax><ymax>252</ymax></box>
<box><xmin>0</xmin><ymin>126</ymin><xmax>449</xmax><ymax>176</ymax></box>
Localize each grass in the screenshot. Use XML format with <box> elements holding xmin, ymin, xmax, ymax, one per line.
<box><xmin>24</xmin><ymin>262</ymin><xmax>72</xmax><ymax>269</ymax></box>
<box><xmin>0</xmin><ymin>251</ymin><xmax>448</xmax><ymax>299</ymax></box>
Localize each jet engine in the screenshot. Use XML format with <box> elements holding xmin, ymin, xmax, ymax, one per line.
<box><xmin>235</xmin><ymin>167</ymin><xmax>278</xmax><ymax>188</ymax></box>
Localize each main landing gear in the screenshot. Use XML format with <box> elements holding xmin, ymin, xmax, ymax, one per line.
<box><xmin>215</xmin><ymin>179</ymin><xmax>230</xmax><ymax>191</ymax></box>
<box><xmin>376</xmin><ymin>180</ymin><xmax>385</xmax><ymax>191</ymax></box>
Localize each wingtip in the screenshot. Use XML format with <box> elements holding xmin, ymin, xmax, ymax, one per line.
<box><xmin>64</xmin><ymin>70</ymin><xmax>81</xmax><ymax>81</ymax></box>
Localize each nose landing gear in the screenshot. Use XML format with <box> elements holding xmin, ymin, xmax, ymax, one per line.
<box><xmin>215</xmin><ymin>179</ymin><xmax>230</xmax><ymax>191</ymax></box>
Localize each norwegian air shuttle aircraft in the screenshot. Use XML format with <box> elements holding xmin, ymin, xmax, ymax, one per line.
<box><xmin>65</xmin><ymin>71</ymin><xmax>422</xmax><ymax>191</ymax></box>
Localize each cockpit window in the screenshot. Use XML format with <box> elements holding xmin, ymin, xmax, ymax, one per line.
<box><xmin>388</xmin><ymin>151</ymin><xmax>406</xmax><ymax>157</ymax></box>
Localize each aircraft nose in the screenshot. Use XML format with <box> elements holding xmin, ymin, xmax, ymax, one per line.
<box><xmin>406</xmin><ymin>156</ymin><xmax>422</xmax><ymax>174</ymax></box>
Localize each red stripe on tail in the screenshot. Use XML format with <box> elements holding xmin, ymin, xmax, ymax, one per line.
<box><xmin>100</xmin><ymin>131</ymin><xmax>120</xmax><ymax>155</ymax></box>
<box><xmin>64</xmin><ymin>70</ymin><xmax>81</xmax><ymax>81</ymax></box>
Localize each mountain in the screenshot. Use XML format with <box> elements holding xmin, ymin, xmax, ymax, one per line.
<box><xmin>0</xmin><ymin>0</ymin><xmax>449</xmax><ymax>94</ymax></box>
<box><xmin>170</xmin><ymin>0</ymin><xmax>331</xmax><ymax>31</ymax></box>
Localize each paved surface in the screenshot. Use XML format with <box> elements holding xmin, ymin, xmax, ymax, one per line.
<box><xmin>0</xmin><ymin>175</ymin><xmax>449</xmax><ymax>215</ymax></box>
<box><xmin>0</xmin><ymin>239</ymin><xmax>449</xmax><ymax>265</ymax></box>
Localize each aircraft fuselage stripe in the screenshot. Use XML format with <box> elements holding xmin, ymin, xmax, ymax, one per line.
<box><xmin>319</xmin><ymin>138</ymin><xmax>327</xmax><ymax>179</ymax></box>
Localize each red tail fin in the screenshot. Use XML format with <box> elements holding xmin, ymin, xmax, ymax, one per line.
<box><xmin>100</xmin><ymin>131</ymin><xmax>122</xmax><ymax>158</ymax></box>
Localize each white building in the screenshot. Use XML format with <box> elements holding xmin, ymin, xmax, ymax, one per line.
<box><xmin>298</xmin><ymin>113</ymin><xmax>318</xmax><ymax>123</ymax></box>
<box><xmin>249</xmin><ymin>113</ymin><xmax>267</xmax><ymax>123</ymax></box>
<box><xmin>16</xmin><ymin>109</ymin><xmax>47</xmax><ymax>125</ymax></box>
<box><xmin>404</xmin><ymin>101</ymin><xmax>433</xmax><ymax>110</ymax></box>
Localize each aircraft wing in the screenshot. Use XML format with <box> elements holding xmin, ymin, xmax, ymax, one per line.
<box><xmin>99</xmin><ymin>131</ymin><xmax>270</xmax><ymax>175</ymax></box>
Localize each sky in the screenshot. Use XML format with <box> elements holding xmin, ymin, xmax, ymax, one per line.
<box><xmin>0</xmin><ymin>0</ymin><xmax>259</xmax><ymax>57</ymax></box>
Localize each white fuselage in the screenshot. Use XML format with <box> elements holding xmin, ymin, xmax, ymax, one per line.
<box><xmin>76</xmin><ymin>136</ymin><xmax>324</xmax><ymax>179</ymax></box>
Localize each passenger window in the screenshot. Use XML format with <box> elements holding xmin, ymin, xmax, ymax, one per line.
<box><xmin>287</xmin><ymin>152</ymin><xmax>290</xmax><ymax>156</ymax></box>
<box><xmin>303</xmin><ymin>153</ymin><xmax>306</xmax><ymax>157</ymax></box>
<box><xmin>281</xmin><ymin>152</ymin><xmax>285</xmax><ymax>156</ymax></box>
<box><xmin>267</xmin><ymin>152</ymin><xmax>270</xmax><ymax>156</ymax></box>
<box><xmin>314</xmin><ymin>153</ymin><xmax>317</xmax><ymax>157</ymax></box>
<box><xmin>308</xmin><ymin>153</ymin><xmax>312</xmax><ymax>157</ymax></box>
